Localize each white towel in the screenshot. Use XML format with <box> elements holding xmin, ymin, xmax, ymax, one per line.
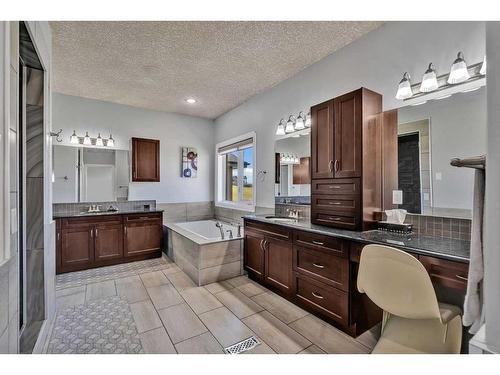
<box><xmin>463</xmin><ymin>168</ymin><xmax>485</xmax><ymax>333</ymax></box>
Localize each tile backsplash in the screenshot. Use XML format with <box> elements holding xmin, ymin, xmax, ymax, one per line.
<box><xmin>405</xmin><ymin>214</ymin><xmax>471</xmax><ymax>241</ymax></box>
<box><xmin>53</xmin><ymin>200</ymin><xmax>157</xmax><ymax>216</ymax></box>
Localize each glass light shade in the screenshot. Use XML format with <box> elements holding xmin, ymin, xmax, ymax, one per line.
<box><xmin>285</xmin><ymin>116</ymin><xmax>295</xmax><ymax>133</ymax></box>
<box><xmin>276</xmin><ymin>119</ymin><xmax>286</xmax><ymax>135</ymax></box>
<box><xmin>70</xmin><ymin>130</ymin><xmax>79</xmax><ymax>144</ymax></box>
<box><xmin>480</xmin><ymin>56</ymin><xmax>486</xmax><ymax>75</ymax></box>
<box><xmin>107</xmin><ymin>134</ymin><xmax>115</xmax><ymax>147</ymax></box>
<box><xmin>419</xmin><ymin>63</ymin><xmax>439</xmax><ymax>92</ymax></box>
<box><xmin>96</xmin><ymin>133</ymin><xmax>104</xmax><ymax>147</ymax></box>
<box><xmin>395</xmin><ymin>72</ymin><xmax>413</xmax><ymax>100</ymax></box>
<box><xmin>295</xmin><ymin>112</ymin><xmax>305</xmax><ymax>130</ymax></box>
<box><xmin>447</xmin><ymin>52</ymin><xmax>470</xmax><ymax>84</ymax></box>
<box><xmin>305</xmin><ymin>112</ymin><xmax>311</xmax><ymax>127</ymax></box>
<box><xmin>83</xmin><ymin>132</ymin><xmax>91</xmax><ymax>145</ymax></box>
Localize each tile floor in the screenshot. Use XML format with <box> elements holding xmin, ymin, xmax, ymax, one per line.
<box><xmin>46</xmin><ymin>255</ymin><xmax>379</xmax><ymax>354</ymax></box>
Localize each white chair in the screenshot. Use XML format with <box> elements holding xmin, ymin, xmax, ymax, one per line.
<box><xmin>357</xmin><ymin>244</ymin><xmax>462</xmax><ymax>354</ymax></box>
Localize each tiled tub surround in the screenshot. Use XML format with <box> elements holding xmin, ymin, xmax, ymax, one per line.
<box><xmin>166</xmin><ymin>220</ymin><xmax>244</xmax><ymax>286</ymax></box>
<box><xmin>53</xmin><ymin>200</ymin><xmax>157</xmax><ymax>217</ymax></box>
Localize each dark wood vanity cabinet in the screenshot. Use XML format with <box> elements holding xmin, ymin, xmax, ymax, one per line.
<box><xmin>243</xmin><ymin>221</ymin><xmax>293</xmax><ymax>295</ymax></box>
<box><xmin>310</xmin><ymin>88</ymin><xmax>396</xmax><ymax>230</ymax></box>
<box><xmin>123</xmin><ymin>214</ymin><xmax>163</xmax><ymax>258</ymax></box>
<box><xmin>56</xmin><ymin>212</ymin><xmax>162</xmax><ymax>274</ymax></box>
<box><xmin>132</xmin><ymin>137</ymin><xmax>160</xmax><ymax>182</ymax></box>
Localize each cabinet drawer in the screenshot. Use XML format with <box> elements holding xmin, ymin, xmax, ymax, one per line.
<box><xmin>124</xmin><ymin>213</ymin><xmax>162</xmax><ymax>223</ymax></box>
<box><xmin>312</xmin><ymin>178</ymin><xmax>360</xmax><ymax>195</ymax></box>
<box><xmin>244</xmin><ymin>220</ymin><xmax>291</xmax><ymax>241</ymax></box>
<box><xmin>62</xmin><ymin>215</ymin><xmax>122</xmax><ymax>228</ymax></box>
<box><xmin>311</xmin><ymin>194</ymin><xmax>359</xmax><ymax>214</ymax></box>
<box><xmin>295</xmin><ymin>273</ymin><xmax>348</xmax><ymax>325</ymax></box>
<box><xmin>293</xmin><ymin>230</ymin><xmax>347</xmax><ymax>258</ymax></box>
<box><xmin>311</xmin><ymin>212</ymin><xmax>359</xmax><ymax>230</ymax></box>
<box><xmin>419</xmin><ymin>255</ymin><xmax>469</xmax><ymax>291</ymax></box>
<box><xmin>293</xmin><ymin>245</ymin><xmax>349</xmax><ymax>291</ymax></box>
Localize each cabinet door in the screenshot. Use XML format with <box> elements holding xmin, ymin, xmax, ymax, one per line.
<box><xmin>244</xmin><ymin>232</ymin><xmax>265</xmax><ymax>281</ymax></box>
<box><xmin>334</xmin><ymin>91</ymin><xmax>362</xmax><ymax>178</ymax></box>
<box><xmin>124</xmin><ymin>220</ymin><xmax>162</xmax><ymax>257</ymax></box>
<box><xmin>293</xmin><ymin>157</ymin><xmax>311</xmax><ymax>185</ymax></box>
<box><xmin>60</xmin><ymin>226</ymin><xmax>94</xmax><ymax>272</ymax></box>
<box><xmin>264</xmin><ymin>237</ymin><xmax>293</xmax><ymax>295</ymax></box>
<box><xmin>311</xmin><ymin>100</ymin><xmax>334</xmax><ymax>179</ymax></box>
<box><xmin>94</xmin><ymin>223</ymin><xmax>124</xmax><ymax>263</ymax></box>
<box><xmin>132</xmin><ymin>137</ymin><xmax>160</xmax><ymax>182</ymax></box>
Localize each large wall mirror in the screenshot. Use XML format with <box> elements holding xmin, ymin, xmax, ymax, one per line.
<box><xmin>53</xmin><ymin>145</ymin><xmax>130</xmax><ymax>203</ymax></box>
<box><xmin>274</xmin><ymin>129</ymin><xmax>311</xmax><ymax>202</ymax></box>
<box><xmin>396</xmin><ymin>85</ymin><xmax>486</xmax><ymax>219</ymax></box>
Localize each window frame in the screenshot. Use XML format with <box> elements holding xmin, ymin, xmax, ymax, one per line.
<box><xmin>215</xmin><ymin>131</ymin><xmax>256</xmax><ymax>212</ymax></box>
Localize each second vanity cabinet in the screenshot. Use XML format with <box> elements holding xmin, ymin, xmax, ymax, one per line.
<box><xmin>56</xmin><ymin>212</ymin><xmax>162</xmax><ymax>274</ymax></box>
<box><xmin>244</xmin><ymin>218</ymin><xmax>469</xmax><ymax>337</ymax></box>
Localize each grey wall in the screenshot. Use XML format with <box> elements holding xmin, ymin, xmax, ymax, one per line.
<box><xmin>485</xmin><ymin>21</ymin><xmax>500</xmax><ymax>351</ymax></box>
<box><xmin>214</xmin><ymin>21</ymin><xmax>486</xmax><ymax>209</ymax></box>
<box><xmin>398</xmin><ymin>87</ymin><xmax>486</xmax><ymax>211</ymax></box>
<box><xmin>53</xmin><ymin>93</ymin><xmax>215</xmax><ymax>204</ymax></box>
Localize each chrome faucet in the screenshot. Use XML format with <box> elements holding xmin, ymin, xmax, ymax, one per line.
<box><xmin>215</xmin><ymin>221</ymin><xmax>225</xmax><ymax>240</ymax></box>
<box><xmin>226</xmin><ymin>229</ymin><xmax>234</xmax><ymax>239</ymax></box>
<box><xmin>286</xmin><ymin>208</ymin><xmax>299</xmax><ymax>220</ymax></box>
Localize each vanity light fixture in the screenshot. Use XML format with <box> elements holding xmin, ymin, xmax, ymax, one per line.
<box><xmin>480</xmin><ymin>56</ymin><xmax>486</xmax><ymax>75</ymax></box>
<box><xmin>96</xmin><ymin>133</ymin><xmax>104</xmax><ymax>147</ymax></box>
<box><xmin>295</xmin><ymin>112</ymin><xmax>306</xmax><ymax>130</ymax></box>
<box><xmin>276</xmin><ymin>119</ymin><xmax>286</xmax><ymax>136</ymax></box>
<box><xmin>83</xmin><ymin>132</ymin><xmax>91</xmax><ymax>146</ymax></box>
<box><xmin>285</xmin><ymin>115</ymin><xmax>296</xmax><ymax>133</ymax></box>
<box><xmin>70</xmin><ymin>130</ymin><xmax>79</xmax><ymax>144</ymax></box>
<box><xmin>395</xmin><ymin>72</ymin><xmax>413</xmax><ymax>100</ymax></box>
<box><xmin>419</xmin><ymin>63</ymin><xmax>439</xmax><ymax>93</ymax></box>
<box><xmin>305</xmin><ymin>112</ymin><xmax>311</xmax><ymax>128</ymax></box>
<box><xmin>107</xmin><ymin>134</ymin><xmax>115</xmax><ymax>147</ymax></box>
<box><xmin>448</xmin><ymin>52</ymin><xmax>470</xmax><ymax>84</ymax></box>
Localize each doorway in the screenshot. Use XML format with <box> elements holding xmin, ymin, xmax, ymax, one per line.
<box><xmin>398</xmin><ymin>132</ymin><xmax>422</xmax><ymax>214</ymax></box>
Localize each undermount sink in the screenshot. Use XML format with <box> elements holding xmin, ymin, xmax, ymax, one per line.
<box><xmin>265</xmin><ymin>216</ymin><xmax>298</xmax><ymax>223</ymax></box>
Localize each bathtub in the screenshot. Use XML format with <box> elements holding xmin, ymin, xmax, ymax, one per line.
<box><xmin>165</xmin><ymin>220</ymin><xmax>244</xmax><ymax>286</ymax></box>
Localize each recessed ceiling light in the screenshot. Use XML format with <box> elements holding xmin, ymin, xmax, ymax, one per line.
<box><xmin>186</xmin><ymin>98</ymin><xmax>196</xmax><ymax>104</ymax></box>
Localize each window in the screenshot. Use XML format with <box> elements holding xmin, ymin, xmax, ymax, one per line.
<box><xmin>216</xmin><ymin>132</ymin><xmax>256</xmax><ymax>211</ymax></box>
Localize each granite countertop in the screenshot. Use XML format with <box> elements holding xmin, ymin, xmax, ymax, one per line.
<box><xmin>53</xmin><ymin>209</ymin><xmax>164</xmax><ymax>219</ymax></box>
<box><xmin>244</xmin><ymin>215</ymin><xmax>470</xmax><ymax>263</ymax></box>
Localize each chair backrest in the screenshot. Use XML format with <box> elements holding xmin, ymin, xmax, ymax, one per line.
<box><xmin>357</xmin><ymin>244</ymin><xmax>441</xmax><ymax>320</ymax></box>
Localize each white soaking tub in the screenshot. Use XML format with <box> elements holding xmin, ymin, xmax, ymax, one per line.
<box><xmin>165</xmin><ymin>220</ymin><xmax>244</xmax><ymax>286</ymax></box>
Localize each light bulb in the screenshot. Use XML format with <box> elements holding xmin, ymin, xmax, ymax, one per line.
<box><xmin>275</xmin><ymin>119</ymin><xmax>286</xmax><ymax>136</ymax></box>
<box><xmin>448</xmin><ymin>52</ymin><xmax>470</xmax><ymax>84</ymax></box>
<box><xmin>70</xmin><ymin>130</ymin><xmax>79</xmax><ymax>144</ymax></box>
<box><xmin>285</xmin><ymin>116</ymin><xmax>295</xmax><ymax>133</ymax></box>
<box><xmin>107</xmin><ymin>134</ymin><xmax>115</xmax><ymax>147</ymax></box>
<box><xmin>295</xmin><ymin>112</ymin><xmax>305</xmax><ymax>130</ymax></box>
<box><xmin>83</xmin><ymin>132</ymin><xmax>91</xmax><ymax>145</ymax></box>
<box><xmin>480</xmin><ymin>56</ymin><xmax>486</xmax><ymax>75</ymax></box>
<box><xmin>395</xmin><ymin>72</ymin><xmax>413</xmax><ymax>100</ymax></box>
<box><xmin>96</xmin><ymin>133</ymin><xmax>104</xmax><ymax>147</ymax></box>
<box><xmin>305</xmin><ymin>112</ymin><xmax>311</xmax><ymax>127</ymax></box>
<box><xmin>419</xmin><ymin>63</ymin><xmax>438</xmax><ymax>93</ymax></box>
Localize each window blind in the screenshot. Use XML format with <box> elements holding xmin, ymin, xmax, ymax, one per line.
<box><xmin>217</xmin><ymin>137</ymin><xmax>254</xmax><ymax>154</ymax></box>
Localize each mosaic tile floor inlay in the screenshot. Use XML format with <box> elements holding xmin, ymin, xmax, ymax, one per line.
<box><xmin>47</xmin><ymin>296</ymin><xmax>143</xmax><ymax>354</ymax></box>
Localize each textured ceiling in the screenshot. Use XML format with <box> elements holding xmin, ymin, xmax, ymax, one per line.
<box><xmin>51</xmin><ymin>21</ymin><xmax>382</xmax><ymax>119</ymax></box>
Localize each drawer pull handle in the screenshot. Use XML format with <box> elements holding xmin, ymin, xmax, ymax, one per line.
<box><xmin>456</xmin><ymin>274</ymin><xmax>468</xmax><ymax>282</ymax></box>
<box><xmin>312</xmin><ymin>240</ymin><xmax>324</xmax><ymax>245</ymax></box>
<box><xmin>312</xmin><ymin>291</ymin><xmax>324</xmax><ymax>299</ymax></box>
<box><xmin>329</xmin><ymin>217</ymin><xmax>342</xmax><ymax>221</ymax></box>
<box><xmin>329</xmin><ymin>185</ymin><xmax>341</xmax><ymax>189</ymax></box>
<box><xmin>329</xmin><ymin>202</ymin><xmax>341</xmax><ymax>205</ymax></box>
<box><xmin>312</xmin><ymin>263</ymin><xmax>325</xmax><ymax>269</ymax></box>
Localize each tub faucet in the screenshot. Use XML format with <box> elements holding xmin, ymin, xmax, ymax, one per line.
<box><xmin>226</xmin><ymin>229</ymin><xmax>233</xmax><ymax>239</ymax></box>
<box><xmin>215</xmin><ymin>221</ymin><xmax>225</xmax><ymax>240</ymax></box>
